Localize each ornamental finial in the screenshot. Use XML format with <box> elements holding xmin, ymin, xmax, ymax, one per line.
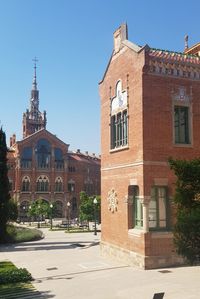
<box><xmin>184</xmin><ymin>35</ymin><xmax>188</xmax><ymax>50</ymax></box>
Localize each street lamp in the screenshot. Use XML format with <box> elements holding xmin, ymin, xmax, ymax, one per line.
<box><xmin>29</xmin><ymin>206</ymin><xmax>32</xmax><ymax>226</ymax></box>
<box><xmin>67</xmin><ymin>201</ymin><xmax>71</xmax><ymax>231</ymax></box>
<box><xmin>50</xmin><ymin>203</ymin><xmax>53</xmax><ymax>230</ymax></box>
<box><xmin>23</xmin><ymin>206</ymin><xmax>26</xmax><ymax>224</ymax></box>
<box><xmin>37</xmin><ymin>204</ymin><xmax>41</xmax><ymax>228</ymax></box>
<box><xmin>93</xmin><ymin>197</ymin><xmax>98</xmax><ymax>236</ymax></box>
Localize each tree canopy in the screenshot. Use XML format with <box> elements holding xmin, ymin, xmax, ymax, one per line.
<box><xmin>169</xmin><ymin>158</ymin><xmax>200</xmax><ymax>264</ymax></box>
<box><xmin>0</xmin><ymin>128</ymin><xmax>11</xmax><ymax>243</ymax></box>
<box><xmin>79</xmin><ymin>191</ymin><xmax>100</xmax><ymax>224</ymax></box>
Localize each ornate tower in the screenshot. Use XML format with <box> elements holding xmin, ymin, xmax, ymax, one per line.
<box><xmin>22</xmin><ymin>58</ymin><xmax>47</xmax><ymax>138</ymax></box>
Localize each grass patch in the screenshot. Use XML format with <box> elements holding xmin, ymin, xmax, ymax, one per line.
<box><xmin>0</xmin><ymin>261</ymin><xmax>32</xmax><ymax>285</ymax></box>
<box><xmin>6</xmin><ymin>224</ymin><xmax>43</xmax><ymax>243</ymax></box>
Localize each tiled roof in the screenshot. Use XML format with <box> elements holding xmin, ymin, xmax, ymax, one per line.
<box><xmin>68</xmin><ymin>153</ymin><xmax>100</xmax><ymax>165</ymax></box>
<box><xmin>149</xmin><ymin>48</ymin><xmax>200</xmax><ymax>65</ymax></box>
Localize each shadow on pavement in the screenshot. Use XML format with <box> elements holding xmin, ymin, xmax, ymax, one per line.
<box><xmin>34</xmin><ymin>265</ymin><xmax>129</xmax><ymax>284</ymax></box>
<box><xmin>0</xmin><ymin>241</ymin><xmax>100</xmax><ymax>252</ymax></box>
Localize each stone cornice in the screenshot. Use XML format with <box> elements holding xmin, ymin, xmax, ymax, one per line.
<box><xmin>148</xmin><ymin>57</ymin><xmax>200</xmax><ymax>80</ymax></box>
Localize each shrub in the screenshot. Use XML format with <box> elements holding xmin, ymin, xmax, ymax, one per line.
<box><xmin>0</xmin><ymin>268</ymin><xmax>32</xmax><ymax>284</ymax></box>
<box><xmin>0</xmin><ymin>262</ymin><xmax>32</xmax><ymax>285</ymax></box>
<box><xmin>6</xmin><ymin>225</ymin><xmax>43</xmax><ymax>243</ymax></box>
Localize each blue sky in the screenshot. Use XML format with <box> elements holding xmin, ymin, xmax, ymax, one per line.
<box><xmin>0</xmin><ymin>0</ymin><xmax>200</xmax><ymax>154</ymax></box>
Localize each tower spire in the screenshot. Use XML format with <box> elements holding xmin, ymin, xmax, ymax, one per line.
<box><xmin>32</xmin><ymin>57</ymin><xmax>38</xmax><ymax>90</ymax></box>
<box><xmin>22</xmin><ymin>58</ymin><xmax>47</xmax><ymax>138</ymax></box>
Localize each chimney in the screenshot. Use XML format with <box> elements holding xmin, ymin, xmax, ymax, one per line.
<box><xmin>12</xmin><ymin>134</ymin><xmax>16</xmax><ymax>144</ymax></box>
<box><xmin>113</xmin><ymin>23</ymin><xmax>128</xmax><ymax>53</ymax></box>
<box><xmin>76</xmin><ymin>149</ymin><xmax>80</xmax><ymax>153</ymax></box>
<box><xmin>85</xmin><ymin>151</ymin><xmax>88</xmax><ymax>155</ymax></box>
<box><xmin>10</xmin><ymin>134</ymin><xmax>16</xmax><ymax>147</ymax></box>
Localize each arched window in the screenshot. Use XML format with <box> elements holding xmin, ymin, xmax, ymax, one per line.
<box><xmin>55</xmin><ymin>177</ymin><xmax>63</xmax><ymax>192</ymax></box>
<box><xmin>35</xmin><ymin>139</ymin><xmax>51</xmax><ymax>169</ymax></box>
<box><xmin>22</xmin><ymin>176</ymin><xmax>30</xmax><ymax>192</ymax></box>
<box><xmin>36</xmin><ymin>175</ymin><xmax>49</xmax><ymax>192</ymax></box>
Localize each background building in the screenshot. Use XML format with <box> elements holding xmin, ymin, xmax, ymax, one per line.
<box><xmin>99</xmin><ymin>24</ymin><xmax>200</xmax><ymax>269</ymax></box>
<box><xmin>8</xmin><ymin>63</ymin><xmax>100</xmax><ymax>221</ymax></box>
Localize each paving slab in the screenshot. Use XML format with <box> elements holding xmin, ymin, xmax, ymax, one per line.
<box><xmin>0</xmin><ymin>228</ymin><xmax>200</xmax><ymax>299</ymax></box>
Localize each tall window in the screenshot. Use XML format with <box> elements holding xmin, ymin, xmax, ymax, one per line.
<box><xmin>21</xmin><ymin>147</ymin><xmax>32</xmax><ymax>169</ymax></box>
<box><xmin>22</xmin><ymin>176</ymin><xmax>30</xmax><ymax>192</ymax></box>
<box><xmin>68</xmin><ymin>180</ymin><xmax>75</xmax><ymax>192</ymax></box>
<box><xmin>36</xmin><ymin>175</ymin><xmax>49</xmax><ymax>192</ymax></box>
<box><xmin>111</xmin><ymin>110</ymin><xmax>128</xmax><ymax>149</ymax></box>
<box><xmin>55</xmin><ymin>177</ymin><xmax>63</xmax><ymax>192</ymax></box>
<box><xmin>149</xmin><ymin>187</ymin><xmax>168</xmax><ymax>230</ymax></box>
<box><xmin>54</xmin><ymin>148</ymin><xmax>64</xmax><ymax>170</ymax></box>
<box><xmin>174</xmin><ymin>106</ymin><xmax>189</xmax><ymax>144</ymax></box>
<box><xmin>110</xmin><ymin>80</ymin><xmax>128</xmax><ymax>150</ymax></box>
<box><xmin>36</xmin><ymin>139</ymin><xmax>51</xmax><ymax>169</ymax></box>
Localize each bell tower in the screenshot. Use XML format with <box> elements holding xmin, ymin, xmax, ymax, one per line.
<box><xmin>22</xmin><ymin>58</ymin><xmax>47</xmax><ymax>138</ymax></box>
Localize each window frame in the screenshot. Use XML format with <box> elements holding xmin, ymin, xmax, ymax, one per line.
<box><xmin>110</xmin><ymin>80</ymin><xmax>128</xmax><ymax>151</ymax></box>
<box><xmin>149</xmin><ymin>186</ymin><xmax>169</xmax><ymax>231</ymax></box>
<box><xmin>174</xmin><ymin>105</ymin><xmax>190</xmax><ymax>144</ymax></box>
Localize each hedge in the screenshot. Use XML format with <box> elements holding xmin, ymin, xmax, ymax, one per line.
<box><xmin>0</xmin><ymin>268</ymin><xmax>32</xmax><ymax>284</ymax></box>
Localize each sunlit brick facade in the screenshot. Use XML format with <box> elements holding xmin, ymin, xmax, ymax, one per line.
<box><xmin>99</xmin><ymin>24</ymin><xmax>200</xmax><ymax>269</ymax></box>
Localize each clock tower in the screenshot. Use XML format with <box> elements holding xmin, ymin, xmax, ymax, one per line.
<box><xmin>22</xmin><ymin>58</ymin><xmax>47</xmax><ymax>139</ymax></box>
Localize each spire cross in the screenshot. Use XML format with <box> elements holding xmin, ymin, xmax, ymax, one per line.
<box><xmin>32</xmin><ymin>57</ymin><xmax>38</xmax><ymax>77</ymax></box>
<box><xmin>32</xmin><ymin>57</ymin><xmax>38</xmax><ymax>67</ymax></box>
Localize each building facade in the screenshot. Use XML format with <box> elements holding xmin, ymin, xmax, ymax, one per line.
<box><xmin>8</xmin><ymin>63</ymin><xmax>100</xmax><ymax>221</ymax></box>
<box><xmin>99</xmin><ymin>24</ymin><xmax>200</xmax><ymax>269</ymax></box>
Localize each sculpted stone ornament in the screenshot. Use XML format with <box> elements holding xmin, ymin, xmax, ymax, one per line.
<box><xmin>108</xmin><ymin>188</ymin><xmax>118</xmax><ymax>212</ymax></box>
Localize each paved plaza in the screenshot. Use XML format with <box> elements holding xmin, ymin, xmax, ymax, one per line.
<box><xmin>0</xmin><ymin>228</ymin><xmax>199</xmax><ymax>299</ymax></box>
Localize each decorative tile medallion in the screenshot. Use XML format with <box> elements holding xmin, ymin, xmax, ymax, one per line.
<box><xmin>108</xmin><ymin>188</ymin><xmax>118</xmax><ymax>212</ymax></box>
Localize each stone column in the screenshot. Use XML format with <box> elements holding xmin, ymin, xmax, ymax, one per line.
<box><xmin>141</xmin><ymin>196</ymin><xmax>151</xmax><ymax>233</ymax></box>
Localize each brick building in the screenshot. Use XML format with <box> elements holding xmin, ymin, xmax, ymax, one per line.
<box><xmin>99</xmin><ymin>24</ymin><xmax>200</xmax><ymax>269</ymax></box>
<box><xmin>8</xmin><ymin>62</ymin><xmax>100</xmax><ymax>221</ymax></box>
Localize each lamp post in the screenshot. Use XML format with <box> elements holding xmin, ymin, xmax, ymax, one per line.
<box><xmin>37</xmin><ymin>204</ymin><xmax>41</xmax><ymax>228</ymax></box>
<box><xmin>93</xmin><ymin>197</ymin><xmax>97</xmax><ymax>236</ymax></box>
<box><xmin>29</xmin><ymin>205</ymin><xmax>32</xmax><ymax>226</ymax></box>
<box><xmin>67</xmin><ymin>201</ymin><xmax>71</xmax><ymax>232</ymax></box>
<box><xmin>50</xmin><ymin>203</ymin><xmax>53</xmax><ymax>230</ymax></box>
<box><xmin>23</xmin><ymin>206</ymin><xmax>26</xmax><ymax>224</ymax></box>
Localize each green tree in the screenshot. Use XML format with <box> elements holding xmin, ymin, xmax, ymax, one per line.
<box><xmin>0</xmin><ymin>128</ymin><xmax>10</xmax><ymax>243</ymax></box>
<box><xmin>8</xmin><ymin>199</ymin><xmax>18</xmax><ymax>222</ymax></box>
<box><xmin>169</xmin><ymin>158</ymin><xmax>200</xmax><ymax>264</ymax></box>
<box><xmin>79</xmin><ymin>192</ymin><xmax>100</xmax><ymax>228</ymax></box>
<box><xmin>28</xmin><ymin>198</ymin><xmax>50</xmax><ymax>220</ymax></box>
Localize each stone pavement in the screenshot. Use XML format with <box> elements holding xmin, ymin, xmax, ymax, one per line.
<box><xmin>0</xmin><ymin>228</ymin><xmax>199</xmax><ymax>299</ymax></box>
